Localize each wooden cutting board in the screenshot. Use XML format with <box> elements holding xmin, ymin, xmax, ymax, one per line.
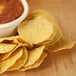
<box><xmin>1</xmin><ymin>0</ymin><xmax>76</xmax><ymax>76</ymax></box>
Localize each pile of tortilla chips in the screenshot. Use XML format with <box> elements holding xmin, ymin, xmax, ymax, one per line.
<box><xmin>0</xmin><ymin>9</ymin><xmax>75</xmax><ymax>74</ymax></box>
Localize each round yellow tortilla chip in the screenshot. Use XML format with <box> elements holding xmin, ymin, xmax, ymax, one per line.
<box><xmin>18</xmin><ymin>15</ymin><xmax>54</xmax><ymax>45</ymax></box>
<box><xmin>38</xmin><ymin>23</ymin><xmax>63</xmax><ymax>46</ymax></box>
<box><xmin>26</xmin><ymin>9</ymin><xmax>59</xmax><ymax>25</ymax></box>
<box><xmin>0</xmin><ymin>43</ymin><xmax>27</xmax><ymax>61</ymax></box>
<box><xmin>0</xmin><ymin>36</ymin><xmax>20</xmax><ymax>43</ymax></box>
<box><xmin>0</xmin><ymin>48</ymin><xmax>23</xmax><ymax>74</ymax></box>
<box><xmin>26</xmin><ymin>9</ymin><xmax>61</xmax><ymax>46</ymax></box>
<box><xmin>7</xmin><ymin>47</ymin><xmax>28</xmax><ymax>71</ymax></box>
<box><xmin>0</xmin><ymin>43</ymin><xmax>17</xmax><ymax>54</ymax></box>
<box><xmin>45</xmin><ymin>36</ymin><xmax>75</xmax><ymax>52</ymax></box>
<box><xmin>19</xmin><ymin>52</ymin><xmax>47</xmax><ymax>71</ymax></box>
<box><xmin>27</xmin><ymin>9</ymin><xmax>63</xmax><ymax>45</ymax></box>
<box><xmin>18</xmin><ymin>9</ymin><xmax>63</xmax><ymax>47</ymax></box>
<box><xmin>21</xmin><ymin>45</ymin><xmax>45</xmax><ymax>69</ymax></box>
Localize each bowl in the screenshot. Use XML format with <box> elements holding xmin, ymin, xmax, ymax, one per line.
<box><xmin>0</xmin><ymin>0</ymin><xmax>29</xmax><ymax>37</ymax></box>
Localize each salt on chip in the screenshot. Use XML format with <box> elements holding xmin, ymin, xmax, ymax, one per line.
<box><xmin>7</xmin><ymin>47</ymin><xmax>28</xmax><ymax>71</ymax></box>
<box><xmin>45</xmin><ymin>36</ymin><xmax>75</xmax><ymax>52</ymax></box>
<box><xmin>19</xmin><ymin>52</ymin><xmax>47</xmax><ymax>71</ymax></box>
<box><xmin>18</xmin><ymin>15</ymin><xmax>54</xmax><ymax>45</ymax></box>
<box><xmin>0</xmin><ymin>43</ymin><xmax>17</xmax><ymax>54</ymax></box>
<box><xmin>0</xmin><ymin>48</ymin><xmax>23</xmax><ymax>74</ymax></box>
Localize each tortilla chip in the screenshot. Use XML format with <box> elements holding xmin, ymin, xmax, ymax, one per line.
<box><xmin>0</xmin><ymin>43</ymin><xmax>17</xmax><ymax>54</ymax></box>
<box><xmin>19</xmin><ymin>52</ymin><xmax>47</xmax><ymax>71</ymax></box>
<box><xmin>38</xmin><ymin>23</ymin><xmax>63</xmax><ymax>46</ymax></box>
<box><xmin>20</xmin><ymin>45</ymin><xmax>45</xmax><ymax>70</ymax></box>
<box><xmin>0</xmin><ymin>43</ymin><xmax>26</xmax><ymax>61</ymax></box>
<box><xmin>0</xmin><ymin>36</ymin><xmax>20</xmax><ymax>43</ymax></box>
<box><xmin>7</xmin><ymin>47</ymin><xmax>28</xmax><ymax>71</ymax></box>
<box><xmin>18</xmin><ymin>9</ymin><xmax>64</xmax><ymax>47</ymax></box>
<box><xmin>16</xmin><ymin>37</ymin><xmax>32</xmax><ymax>48</ymax></box>
<box><xmin>45</xmin><ymin>36</ymin><xmax>75</xmax><ymax>52</ymax></box>
<box><xmin>0</xmin><ymin>48</ymin><xmax>23</xmax><ymax>74</ymax></box>
<box><xmin>27</xmin><ymin>9</ymin><xmax>63</xmax><ymax>44</ymax></box>
<box><xmin>26</xmin><ymin>9</ymin><xmax>59</xmax><ymax>25</ymax></box>
<box><xmin>18</xmin><ymin>15</ymin><xmax>54</xmax><ymax>45</ymax></box>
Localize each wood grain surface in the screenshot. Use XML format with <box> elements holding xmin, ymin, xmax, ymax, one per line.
<box><xmin>1</xmin><ymin>0</ymin><xmax>76</xmax><ymax>76</ymax></box>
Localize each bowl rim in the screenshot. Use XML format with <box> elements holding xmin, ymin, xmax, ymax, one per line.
<box><xmin>0</xmin><ymin>0</ymin><xmax>29</xmax><ymax>29</ymax></box>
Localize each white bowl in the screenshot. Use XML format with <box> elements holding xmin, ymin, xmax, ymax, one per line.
<box><xmin>0</xmin><ymin>0</ymin><xmax>29</xmax><ymax>37</ymax></box>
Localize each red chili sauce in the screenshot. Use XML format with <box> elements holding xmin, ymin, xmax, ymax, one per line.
<box><xmin>0</xmin><ymin>0</ymin><xmax>24</xmax><ymax>24</ymax></box>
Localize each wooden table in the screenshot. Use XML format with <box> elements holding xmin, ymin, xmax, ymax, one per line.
<box><xmin>1</xmin><ymin>0</ymin><xmax>76</xmax><ymax>76</ymax></box>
